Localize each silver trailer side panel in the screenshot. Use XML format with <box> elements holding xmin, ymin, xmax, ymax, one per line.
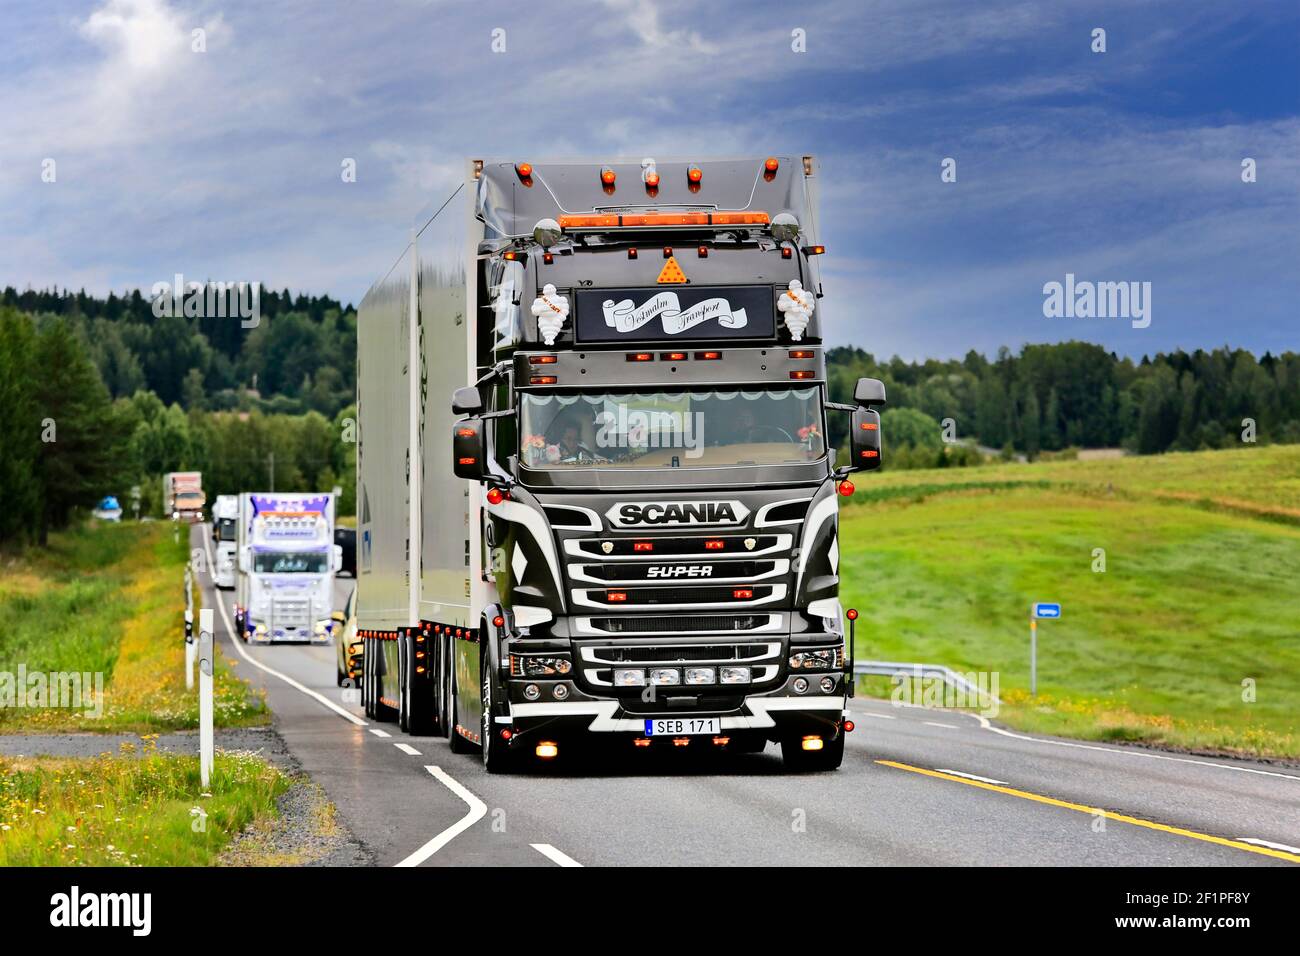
<box><xmin>417</xmin><ymin>177</ymin><xmax>483</xmax><ymax>627</ymax></box>
<box><xmin>357</xmin><ymin>242</ymin><xmax>416</xmax><ymax>631</ymax></box>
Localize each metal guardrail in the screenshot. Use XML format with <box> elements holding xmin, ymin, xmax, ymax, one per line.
<box><xmin>853</xmin><ymin>660</ymin><xmax>1001</xmax><ymax>705</ymax></box>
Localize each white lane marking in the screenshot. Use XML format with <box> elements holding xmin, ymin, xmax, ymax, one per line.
<box><xmin>1237</xmin><ymin>837</ymin><xmax>1300</xmax><ymax>854</ymax></box>
<box><xmin>935</xmin><ymin>768</ymin><xmax>1008</xmax><ymax>785</ymax></box>
<box><xmin>204</xmin><ymin>529</ymin><xmax>367</xmax><ymax>727</ymax></box>
<box><xmin>859</xmin><ymin>712</ymin><xmax>896</xmax><ymax>720</ymax></box>
<box><xmin>961</xmin><ymin>710</ymin><xmax>1300</xmax><ymax>782</ymax></box>
<box><xmin>531</xmin><ymin>843</ymin><xmax>582</xmax><ymax>867</ymax></box>
<box><xmin>395</xmin><ymin>743</ymin><xmax>421</xmax><ymax>755</ymax></box>
<box><xmin>395</xmin><ymin>767</ymin><xmax>487</xmax><ymax>867</ymax></box>
<box><xmin>369</xmin><ymin>728</ymin><xmax>392</xmax><ymax>738</ymax></box>
<box><xmin>923</xmin><ymin>721</ymin><xmax>957</xmax><ymax>729</ymax></box>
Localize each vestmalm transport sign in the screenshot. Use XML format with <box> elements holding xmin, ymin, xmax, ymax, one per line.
<box><xmin>1032</xmin><ymin>602</ymin><xmax>1061</xmax><ymax>619</ymax></box>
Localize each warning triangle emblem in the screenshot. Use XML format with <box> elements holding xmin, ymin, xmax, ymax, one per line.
<box><xmin>657</xmin><ymin>256</ymin><xmax>687</xmax><ymax>284</ymax></box>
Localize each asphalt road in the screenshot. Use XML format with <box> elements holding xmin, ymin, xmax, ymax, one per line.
<box><xmin>196</xmin><ymin>525</ymin><xmax>1300</xmax><ymax>868</ymax></box>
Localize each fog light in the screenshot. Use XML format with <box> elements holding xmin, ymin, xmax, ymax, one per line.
<box><xmin>684</xmin><ymin>667</ymin><xmax>715</xmax><ymax>685</ymax></box>
<box><xmin>801</xmin><ymin>735</ymin><xmax>824</xmax><ymax>751</ymax></box>
<box><xmin>536</xmin><ymin>741</ymin><xmax>558</xmax><ymax>759</ymax></box>
<box><xmin>719</xmin><ymin>666</ymin><xmax>751</xmax><ymax>684</ymax></box>
<box><xmin>523</xmin><ymin>683</ymin><xmax>541</xmax><ymax>700</ymax></box>
<box><xmin>792</xmin><ymin>677</ymin><xmax>809</xmax><ymax>694</ymax></box>
<box><xmin>613</xmin><ymin>669</ymin><xmax>645</xmax><ymax>687</ymax></box>
<box><xmin>553</xmin><ymin>683</ymin><xmax>570</xmax><ymax>700</ymax></box>
<box><xmin>650</xmin><ymin>669</ymin><xmax>681</xmax><ymax>686</ymax></box>
<box><xmin>820</xmin><ymin>676</ymin><xmax>837</xmax><ymax>694</ymax></box>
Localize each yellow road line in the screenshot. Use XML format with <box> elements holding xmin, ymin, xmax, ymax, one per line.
<box><xmin>876</xmin><ymin>760</ymin><xmax>1300</xmax><ymax>865</ymax></box>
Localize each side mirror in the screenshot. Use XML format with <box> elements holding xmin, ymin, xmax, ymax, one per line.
<box><xmin>332</xmin><ymin>545</ymin><xmax>343</xmax><ymax>572</ymax></box>
<box><xmin>452</xmin><ymin>386</ymin><xmax>483</xmax><ymax>415</ymax></box>
<box><xmin>849</xmin><ymin>407</ymin><xmax>882</xmax><ymax>471</ymax></box>
<box><xmin>854</xmin><ymin>377</ymin><xmax>887</xmax><ymax>406</ymax></box>
<box><xmin>453</xmin><ymin>418</ymin><xmax>488</xmax><ymax>480</ymax></box>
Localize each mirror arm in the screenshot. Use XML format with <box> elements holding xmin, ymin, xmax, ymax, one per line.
<box><xmin>825</xmin><ymin>401</ymin><xmax>857</xmax><ymax>413</ymax></box>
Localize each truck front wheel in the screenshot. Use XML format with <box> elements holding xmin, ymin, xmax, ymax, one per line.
<box><xmin>480</xmin><ymin>648</ymin><xmax>514</xmax><ymax>774</ymax></box>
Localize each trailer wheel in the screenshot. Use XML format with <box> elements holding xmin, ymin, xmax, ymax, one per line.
<box><xmin>447</xmin><ymin>646</ymin><xmax>474</xmax><ymax>754</ymax></box>
<box><xmin>362</xmin><ymin>636</ymin><xmax>374</xmax><ymax>719</ymax></box>
<box><xmin>397</xmin><ymin>636</ymin><xmax>409</xmax><ymax>733</ymax></box>
<box><xmin>780</xmin><ymin>730</ymin><xmax>844</xmax><ymax>772</ymax></box>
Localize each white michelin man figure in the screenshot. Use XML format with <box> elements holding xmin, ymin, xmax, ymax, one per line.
<box><xmin>531</xmin><ymin>283</ymin><xmax>570</xmax><ymax>346</ymax></box>
<box><xmin>778</xmin><ymin>279</ymin><xmax>815</xmax><ymax>341</ymax></box>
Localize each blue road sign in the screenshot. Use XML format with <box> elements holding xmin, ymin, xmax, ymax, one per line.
<box><xmin>1033</xmin><ymin>603</ymin><xmax>1061</xmax><ymax>619</ymax></box>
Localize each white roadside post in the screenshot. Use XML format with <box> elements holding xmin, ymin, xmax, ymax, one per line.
<box><xmin>1030</xmin><ymin>602</ymin><xmax>1061</xmax><ymax>696</ymax></box>
<box><xmin>198</xmin><ymin>607</ymin><xmax>214</xmax><ymax>787</ymax></box>
<box><xmin>184</xmin><ymin>566</ymin><xmax>195</xmax><ymax>690</ymax></box>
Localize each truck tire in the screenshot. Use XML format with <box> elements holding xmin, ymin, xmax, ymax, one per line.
<box><xmin>371</xmin><ymin>636</ymin><xmax>398</xmax><ymax>723</ymax></box>
<box><xmin>447</xmin><ymin>646</ymin><xmax>475</xmax><ymax>754</ymax></box>
<box><xmin>397</xmin><ymin>638</ymin><xmax>410</xmax><ymax>733</ymax></box>
<box><xmin>480</xmin><ymin>646</ymin><xmax>514</xmax><ymax>773</ymax></box>
<box><xmin>780</xmin><ymin>730</ymin><xmax>844</xmax><ymax>772</ymax></box>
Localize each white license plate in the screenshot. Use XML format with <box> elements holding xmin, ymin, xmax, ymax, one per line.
<box><xmin>644</xmin><ymin>717</ymin><xmax>722</xmax><ymax>736</ymax></box>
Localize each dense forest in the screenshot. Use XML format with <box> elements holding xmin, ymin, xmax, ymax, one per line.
<box><xmin>1</xmin><ymin>284</ymin><xmax>1297</xmax><ymax>546</ymax></box>
<box><xmin>0</xmin><ymin>285</ymin><xmax>355</xmax><ymax>417</ymax></box>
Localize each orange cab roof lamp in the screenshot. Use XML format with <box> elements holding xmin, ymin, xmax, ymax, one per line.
<box><xmin>557</xmin><ymin>211</ymin><xmax>770</xmax><ymax>230</ymax></box>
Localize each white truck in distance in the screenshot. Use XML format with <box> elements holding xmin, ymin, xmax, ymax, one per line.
<box><xmin>234</xmin><ymin>492</ymin><xmax>341</xmax><ymax>644</ymax></box>
<box><xmin>211</xmin><ymin>495</ymin><xmax>239</xmax><ymax>589</ymax></box>
<box><xmin>164</xmin><ymin>471</ymin><xmax>205</xmax><ymax>523</ymax></box>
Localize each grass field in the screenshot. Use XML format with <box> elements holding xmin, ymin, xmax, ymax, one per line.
<box><xmin>0</xmin><ymin>744</ymin><xmax>286</xmax><ymax>865</ymax></box>
<box><xmin>0</xmin><ymin>522</ymin><xmax>267</xmax><ymax>733</ymax></box>
<box><xmin>841</xmin><ymin>444</ymin><xmax>1300</xmax><ymax>759</ymax></box>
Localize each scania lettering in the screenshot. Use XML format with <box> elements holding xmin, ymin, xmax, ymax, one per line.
<box><xmin>356</xmin><ymin>156</ymin><xmax>885</xmax><ymax>771</ymax></box>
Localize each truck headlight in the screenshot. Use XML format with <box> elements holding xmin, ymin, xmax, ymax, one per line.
<box><xmin>649</xmin><ymin>668</ymin><xmax>680</xmax><ymax>686</ymax></box>
<box><xmin>613</xmin><ymin>669</ymin><xmax>645</xmax><ymax>687</ymax></box>
<box><xmin>510</xmin><ymin>655</ymin><xmax>572</xmax><ymax>677</ymax></box>
<box><xmin>719</xmin><ymin>666</ymin><xmax>751</xmax><ymax>684</ymax></box>
<box><xmin>684</xmin><ymin>667</ymin><xmax>715</xmax><ymax>685</ymax></box>
<box><xmin>789</xmin><ymin>648</ymin><xmax>843</xmax><ymax>670</ymax></box>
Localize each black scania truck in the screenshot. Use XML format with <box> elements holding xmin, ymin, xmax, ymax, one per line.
<box><xmin>356</xmin><ymin>156</ymin><xmax>885</xmax><ymax>771</ymax></box>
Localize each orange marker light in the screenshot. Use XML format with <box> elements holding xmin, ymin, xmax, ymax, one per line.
<box><xmin>600</xmin><ymin>166</ymin><xmax>617</xmax><ymax>185</ymax></box>
<box><xmin>633</xmin><ymin>542</ymin><xmax>654</xmax><ymax>552</ymax></box>
<box><xmin>704</xmin><ymin>539</ymin><xmax>724</xmax><ymax>550</ymax></box>
<box><xmin>607</xmin><ymin>591</ymin><xmax>628</xmax><ymax>602</ymax></box>
<box><xmin>764</xmin><ymin>157</ymin><xmax>779</xmax><ymax>172</ymax></box>
<box><xmin>644</xmin><ymin>171</ymin><xmax>660</xmax><ymax>187</ymax></box>
<box><xmin>838</xmin><ymin>480</ymin><xmax>855</xmax><ymax>497</ymax></box>
<box><xmin>733</xmin><ymin>588</ymin><xmax>754</xmax><ymax>600</ymax></box>
<box><xmin>486</xmin><ymin>487</ymin><xmax>505</xmax><ymax>505</ymax></box>
<box><xmin>687</xmin><ymin>165</ymin><xmax>703</xmax><ymax>183</ymax></box>
<box><xmin>492</xmin><ymin>614</ymin><xmax>505</xmax><ymax>628</ymax></box>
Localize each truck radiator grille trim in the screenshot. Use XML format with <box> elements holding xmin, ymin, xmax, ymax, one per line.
<box><xmin>582</xmin><ymin>643</ymin><xmax>777</xmax><ymax>663</ymax></box>
<box><xmin>586</xmin><ymin>614</ymin><xmax>770</xmax><ymax>633</ymax></box>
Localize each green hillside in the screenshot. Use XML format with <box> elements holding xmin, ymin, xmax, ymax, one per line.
<box><xmin>841</xmin><ymin>445</ymin><xmax>1300</xmax><ymax>759</ymax></box>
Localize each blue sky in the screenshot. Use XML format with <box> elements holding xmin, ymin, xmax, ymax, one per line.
<box><xmin>1</xmin><ymin>0</ymin><xmax>1296</xmax><ymax>360</ymax></box>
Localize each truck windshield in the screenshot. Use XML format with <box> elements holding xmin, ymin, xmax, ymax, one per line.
<box><xmin>519</xmin><ymin>387</ymin><xmax>824</xmax><ymax>469</ymax></box>
<box><xmin>252</xmin><ymin>552</ymin><xmax>328</xmax><ymax>573</ymax></box>
<box><xmin>216</xmin><ymin>518</ymin><xmax>237</xmax><ymax>541</ymax></box>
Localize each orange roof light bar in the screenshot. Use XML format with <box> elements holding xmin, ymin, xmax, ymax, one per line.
<box><xmin>557</xmin><ymin>211</ymin><xmax>769</xmax><ymax>230</ymax></box>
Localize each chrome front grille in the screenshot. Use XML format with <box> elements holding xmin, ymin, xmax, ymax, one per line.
<box><xmin>585</xmin><ymin>614</ymin><xmax>772</xmax><ymax>634</ymax></box>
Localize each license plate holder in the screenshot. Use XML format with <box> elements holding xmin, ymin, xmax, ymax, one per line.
<box><xmin>644</xmin><ymin>717</ymin><xmax>722</xmax><ymax>736</ymax></box>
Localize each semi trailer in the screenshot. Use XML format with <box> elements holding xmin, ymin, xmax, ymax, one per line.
<box><xmin>233</xmin><ymin>492</ymin><xmax>341</xmax><ymax>644</ymax></box>
<box><xmin>356</xmin><ymin>156</ymin><xmax>885</xmax><ymax>771</ymax></box>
